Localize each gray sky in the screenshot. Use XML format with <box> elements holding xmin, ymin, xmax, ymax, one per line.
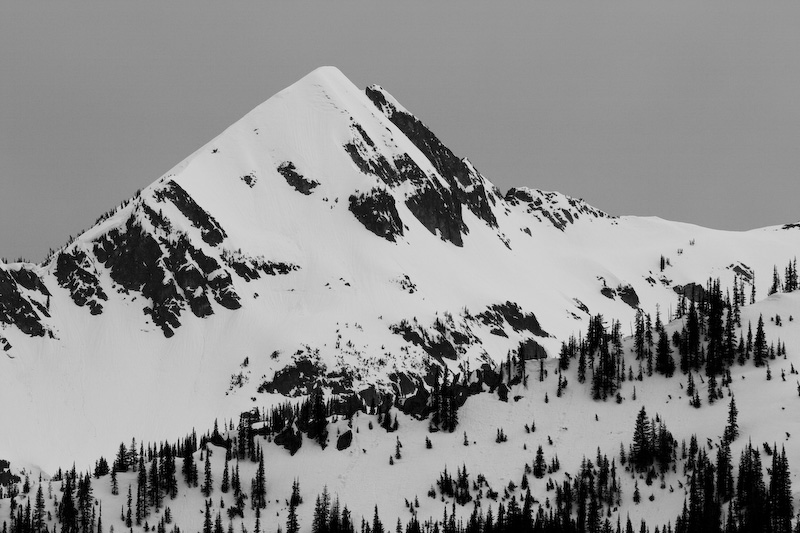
<box><xmin>2</xmin><ymin>1</ymin><xmax>799</xmax><ymax>262</ymax></box>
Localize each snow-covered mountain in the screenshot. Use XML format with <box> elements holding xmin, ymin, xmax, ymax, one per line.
<box><xmin>1</xmin><ymin>64</ymin><xmax>799</xmax><ymax>494</ymax></box>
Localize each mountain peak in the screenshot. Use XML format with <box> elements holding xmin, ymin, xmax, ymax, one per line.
<box><xmin>279</xmin><ymin>66</ymin><xmax>358</xmax><ymax>98</ymax></box>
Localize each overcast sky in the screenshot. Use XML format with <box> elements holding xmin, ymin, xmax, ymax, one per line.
<box><xmin>2</xmin><ymin>1</ymin><xmax>799</xmax><ymax>262</ymax></box>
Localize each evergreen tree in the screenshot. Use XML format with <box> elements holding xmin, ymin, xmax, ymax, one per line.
<box><xmin>202</xmin><ymin>449</ymin><xmax>213</xmax><ymax>497</ymax></box>
<box><xmin>182</xmin><ymin>447</ymin><xmax>198</xmax><ymax>487</ymax></box>
<box><xmin>769</xmin><ymin>447</ymin><xmax>793</xmax><ymax>533</ymax></box>
<box><xmin>220</xmin><ymin>457</ymin><xmax>230</xmax><ymax>494</ymax></box>
<box><xmin>311</xmin><ymin>486</ymin><xmax>330</xmax><ymax>533</ymax></box>
<box><xmin>33</xmin><ymin>485</ymin><xmax>45</xmax><ymax>533</ymax></box>
<box><xmin>60</xmin><ymin>476</ymin><xmax>77</xmax><ymax>533</ymax></box>
<box><xmin>149</xmin><ymin>457</ymin><xmax>162</xmax><ymax>510</ymax></box>
<box><xmin>371</xmin><ymin>506</ymin><xmax>384</xmax><ymax>533</ymax></box>
<box><xmin>723</xmin><ymin>396</ymin><xmax>738</xmax><ymax>444</ymax></box>
<box><xmin>754</xmin><ymin>315</ymin><xmax>767</xmax><ymax>367</ymax></box>
<box><xmin>202</xmin><ymin>500</ymin><xmax>212</xmax><ymax>533</ymax></box>
<box><xmin>135</xmin><ymin>457</ymin><xmax>147</xmax><ymax>525</ymax></box>
<box><xmin>125</xmin><ymin>485</ymin><xmax>132</xmax><ymax>528</ymax></box>
<box><xmin>716</xmin><ymin>441</ymin><xmax>733</xmax><ymax>502</ymax></box>
<box><xmin>309</xmin><ymin>388</ymin><xmax>329</xmax><ymax>448</ymax></box>
<box><xmin>251</xmin><ymin>449</ymin><xmax>266</xmax><ymax>510</ymax></box>
<box><xmin>631</xmin><ymin>407</ymin><xmax>652</xmax><ymax>471</ymax></box>
<box><xmin>77</xmin><ymin>473</ymin><xmax>93</xmax><ymax>533</ymax></box>
<box><xmin>161</xmin><ymin>449</ymin><xmax>178</xmax><ymax>500</ymax></box>
<box><xmin>737</xmin><ymin>441</ymin><xmax>768</xmax><ymax>532</ymax></box>
<box><xmin>114</xmin><ymin>443</ymin><xmax>128</xmax><ymax>473</ymax></box>
<box><xmin>533</xmin><ymin>446</ymin><xmax>546</xmax><ymax>479</ymax></box>
<box><xmin>285</xmin><ymin>499</ymin><xmax>299</xmax><ymax>533</ymax></box>
<box><xmin>770</xmin><ymin>265</ymin><xmax>782</xmax><ymax>295</ymax></box>
<box><xmin>655</xmin><ymin>327</ymin><xmax>675</xmax><ymax>377</ymax></box>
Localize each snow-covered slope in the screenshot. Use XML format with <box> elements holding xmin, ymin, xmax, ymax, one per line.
<box><xmin>1</xmin><ymin>66</ymin><xmax>799</xmax><ymax>479</ymax></box>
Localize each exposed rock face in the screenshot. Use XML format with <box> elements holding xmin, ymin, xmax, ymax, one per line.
<box><xmin>92</xmin><ymin>214</ymin><xmax>240</xmax><ymax>337</ymax></box>
<box><xmin>277</xmin><ymin>161</ymin><xmax>319</xmax><ymax>195</ymax></box>
<box><xmin>154</xmin><ymin>180</ymin><xmax>227</xmax><ymax>246</ymax></box>
<box><xmin>366</xmin><ymin>86</ymin><xmax>498</xmax><ymax>230</ymax></box>
<box><xmin>617</xmin><ymin>285</ymin><xmax>640</xmax><ymax>309</ymax></box>
<box><xmin>0</xmin><ymin>268</ymin><xmax>46</xmax><ymax>337</ymax></box>
<box><xmin>336</xmin><ymin>430</ymin><xmax>353</xmax><ymax>451</ymax></box>
<box><xmin>221</xmin><ymin>251</ymin><xmax>299</xmax><ymax>282</ymax></box>
<box><xmin>479</xmin><ymin>301</ymin><xmax>549</xmax><ymax>338</ymax></box>
<box><xmin>9</xmin><ymin>268</ymin><xmax>50</xmax><ymax>296</ymax></box>
<box><xmin>348</xmin><ymin>188</ymin><xmax>404</xmax><ymax>242</ymax></box>
<box><xmin>55</xmin><ymin>248</ymin><xmax>107</xmax><ymax>315</ymax></box>
<box><xmin>364</xmin><ymin>86</ymin><xmax>502</xmax><ymax>247</ymax></box>
<box><xmin>674</xmin><ymin>282</ymin><xmax>706</xmax><ymax>303</ymax></box>
<box><xmin>93</xmin><ymin>217</ymin><xmax>182</xmax><ymax>336</ymax></box>
<box><xmin>345</xmin><ymin>124</ymin><xmax>400</xmax><ymax>187</ymax></box>
<box><xmin>505</xmin><ymin>187</ymin><xmax>612</xmax><ymax>231</ymax></box>
<box><xmin>518</xmin><ymin>339</ymin><xmax>547</xmax><ymax>360</ymax></box>
<box><xmin>274</xmin><ymin>424</ymin><xmax>302</xmax><ymax>456</ymax></box>
<box><xmin>258</xmin><ymin>358</ymin><xmax>326</xmax><ymax>396</ymax></box>
<box><xmin>405</xmin><ymin>185</ymin><xmax>466</xmax><ymax>247</ymax></box>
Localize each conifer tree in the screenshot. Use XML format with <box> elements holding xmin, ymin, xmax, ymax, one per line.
<box><xmin>201</xmin><ymin>450</ymin><xmax>213</xmax><ymax>497</ymax></box>
<box><xmin>115</xmin><ymin>443</ymin><xmax>128</xmax><ymax>473</ymax></box>
<box><xmin>770</xmin><ymin>265</ymin><xmax>782</xmax><ymax>295</ymax></box>
<box><xmin>128</xmin><ymin>439</ymin><xmax>138</xmax><ymax>472</ymax></box>
<box><xmin>149</xmin><ymin>457</ymin><xmax>162</xmax><ymax>510</ymax></box>
<box><xmin>311</xmin><ymin>486</ymin><xmax>330</xmax><ymax>533</ymax></box>
<box><xmin>723</xmin><ymin>396</ymin><xmax>738</xmax><ymax>444</ymax></box>
<box><xmin>655</xmin><ymin>327</ymin><xmax>675</xmax><ymax>377</ymax></box>
<box><xmin>754</xmin><ymin>314</ymin><xmax>767</xmax><ymax>367</ymax></box>
<box><xmin>125</xmin><ymin>485</ymin><xmax>132</xmax><ymax>527</ymax></box>
<box><xmin>202</xmin><ymin>500</ymin><xmax>212</xmax><ymax>533</ymax></box>
<box><xmin>33</xmin><ymin>485</ymin><xmax>45</xmax><ymax>533</ymax></box>
<box><xmin>631</xmin><ymin>407</ymin><xmax>652</xmax><ymax>471</ymax></box>
<box><xmin>161</xmin><ymin>449</ymin><xmax>177</xmax><ymax>499</ymax></box>
<box><xmin>716</xmin><ymin>442</ymin><xmax>733</xmax><ymax>502</ymax></box>
<box><xmin>135</xmin><ymin>457</ymin><xmax>147</xmax><ymax>525</ymax></box>
<box><xmin>286</xmin><ymin>501</ymin><xmax>299</xmax><ymax>533</ymax></box>
<box><xmin>110</xmin><ymin>468</ymin><xmax>118</xmax><ymax>496</ymax></box>
<box><xmin>220</xmin><ymin>457</ymin><xmax>230</xmax><ymax>494</ymax></box>
<box><xmin>251</xmin><ymin>449</ymin><xmax>266</xmax><ymax>510</ymax></box>
<box><xmin>371</xmin><ymin>506</ymin><xmax>384</xmax><ymax>533</ymax></box>
<box><xmin>60</xmin><ymin>476</ymin><xmax>77</xmax><ymax>533</ymax></box>
<box><xmin>182</xmin><ymin>446</ymin><xmax>198</xmax><ymax>487</ymax></box>
<box><xmin>290</xmin><ymin>478</ymin><xmax>302</xmax><ymax>507</ymax></box>
<box><xmin>533</xmin><ymin>446</ymin><xmax>546</xmax><ymax>479</ymax></box>
<box><xmin>768</xmin><ymin>446</ymin><xmax>793</xmax><ymax>533</ymax></box>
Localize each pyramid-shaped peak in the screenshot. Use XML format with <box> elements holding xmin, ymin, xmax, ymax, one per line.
<box><xmin>278</xmin><ymin>66</ymin><xmax>361</xmax><ymax>99</ymax></box>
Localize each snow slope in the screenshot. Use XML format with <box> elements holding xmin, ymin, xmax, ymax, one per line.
<box><xmin>0</xmin><ymin>66</ymin><xmax>798</xmax><ymax>483</ymax></box>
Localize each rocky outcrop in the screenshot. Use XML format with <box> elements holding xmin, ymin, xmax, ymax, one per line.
<box><xmin>505</xmin><ymin>187</ymin><xmax>612</xmax><ymax>231</ymax></box>
<box><xmin>617</xmin><ymin>285</ymin><xmax>640</xmax><ymax>308</ymax></box>
<box><xmin>93</xmin><ymin>214</ymin><xmax>240</xmax><ymax>337</ymax></box>
<box><xmin>673</xmin><ymin>282</ymin><xmax>706</xmax><ymax>303</ymax></box>
<box><xmin>336</xmin><ymin>430</ymin><xmax>353</xmax><ymax>451</ymax></box>
<box><xmin>274</xmin><ymin>424</ymin><xmax>302</xmax><ymax>456</ymax></box>
<box><xmin>348</xmin><ymin>188</ymin><xmax>404</xmax><ymax>242</ymax></box>
<box><xmin>154</xmin><ymin>180</ymin><xmax>227</xmax><ymax>246</ymax></box>
<box><xmin>345</xmin><ymin>124</ymin><xmax>400</xmax><ymax>187</ymax></box>
<box><xmin>221</xmin><ymin>251</ymin><xmax>299</xmax><ymax>282</ymax></box>
<box><xmin>478</xmin><ymin>301</ymin><xmax>549</xmax><ymax>338</ymax></box>
<box><xmin>405</xmin><ymin>185</ymin><xmax>466</xmax><ymax>247</ymax></box>
<box><xmin>55</xmin><ymin>248</ymin><xmax>107</xmax><ymax>315</ymax></box>
<box><xmin>0</xmin><ymin>268</ymin><xmax>46</xmax><ymax>337</ymax></box>
<box><xmin>365</xmin><ymin>86</ymin><xmax>498</xmax><ymax>231</ymax></box>
<box><xmin>277</xmin><ymin>161</ymin><xmax>319</xmax><ymax>195</ymax></box>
